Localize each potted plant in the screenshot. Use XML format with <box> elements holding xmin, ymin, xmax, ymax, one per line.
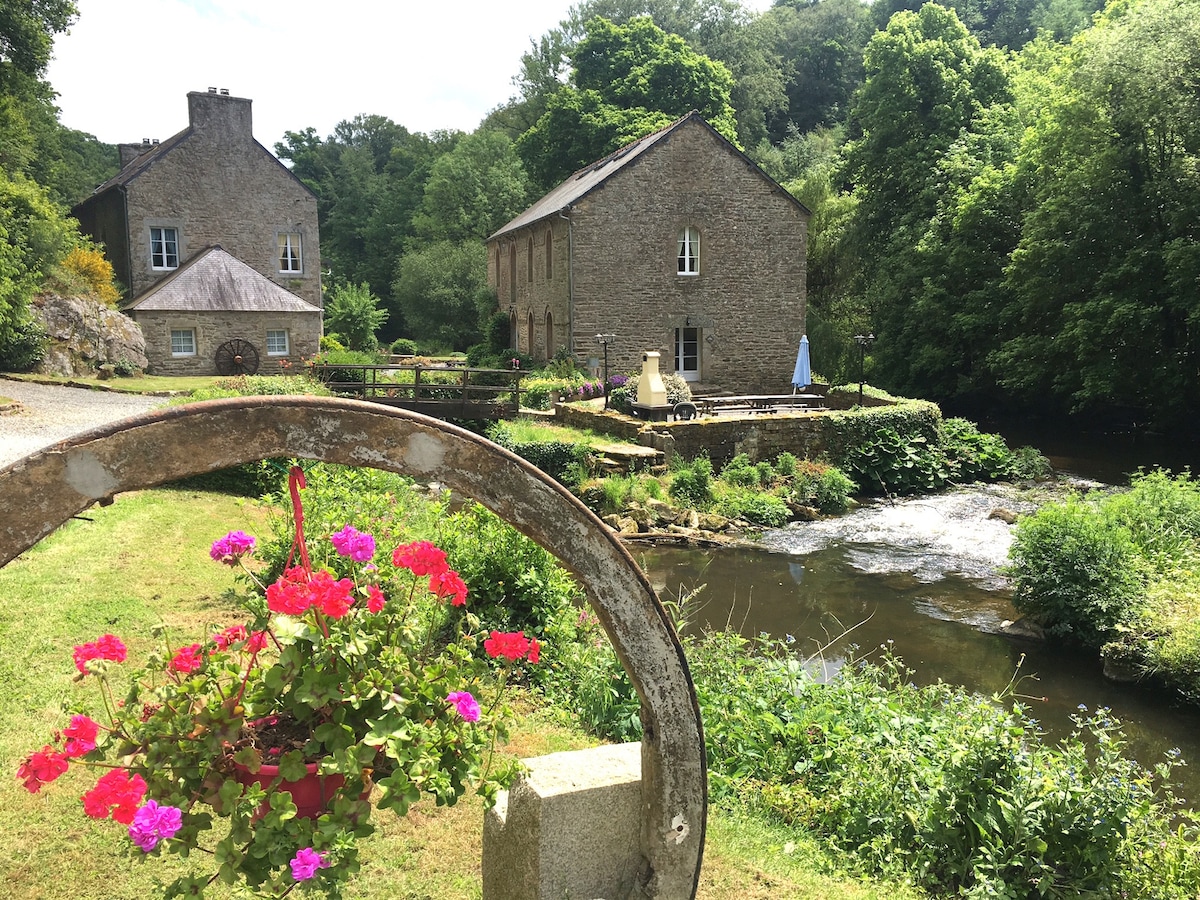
<box><xmin>16</xmin><ymin>467</ymin><xmax>539</xmax><ymax>898</ymax></box>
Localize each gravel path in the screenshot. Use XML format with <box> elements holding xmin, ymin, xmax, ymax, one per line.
<box><xmin>0</xmin><ymin>379</ymin><xmax>165</xmax><ymax>468</ymax></box>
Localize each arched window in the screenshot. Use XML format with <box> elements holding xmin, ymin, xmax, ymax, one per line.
<box><xmin>508</xmin><ymin>244</ymin><xmax>517</xmax><ymax>302</ymax></box>
<box><xmin>545</xmin><ymin>310</ymin><xmax>555</xmax><ymax>358</ymax></box>
<box><xmin>545</xmin><ymin>228</ymin><xmax>553</xmax><ymax>281</ymax></box>
<box><xmin>527</xmin><ymin>237</ymin><xmax>534</xmax><ymax>283</ymax></box>
<box><xmin>509</xmin><ymin>310</ymin><xmax>518</xmax><ymax>350</ymax></box>
<box><xmin>493</xmin><ymin>246</ymin><xmax>500</xmax><ymax>284</ymax></box>
<box><xmin>527</xmin><ymin>311</ymin><xmax>536</xmax><ymax>358</ymax></box>
<box><xmin>677</xmin><ymin>226</ymin><xmax>699</xmax><ymax>275</ymax></box>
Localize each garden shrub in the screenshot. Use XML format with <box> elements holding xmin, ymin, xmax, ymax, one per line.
<box><xmin>1104</xmin><ymin>469</ymin><xmax>1200</xmax><ymax>573</ymax></box>
<box><xmin>319</xmin><ymin>333</ymin><xmax>346</xmax><ymax>352</ymax></box>
<box><xmin>790</xmin><ymin>460</ymin><xmax>856</xmax><ymax>514</ymax></box>
<box><xmin>714</xmin><ymin>491</ymin><xmax>790</xmax><ymax>528</ymax></box>
<box><xmin>939</xmin><ymin>417</ymin><xmax>1015</xmax><ymax>482</ymax></box>
<box><xmin>1007</xmin><ymin>494</ymin><xmax>1144</xmax><ymax>647</ymax></box>
<box><xmin>720</xmin><ymin>453</ymin><xmax>762</xmax><ymax>488</ymax></box>
<box><xmin>54</xmin><ymin>245</ymin><xmax>122</xmax><ymax>306</ymax></box>
<box><xmin>309</xmin><ymin>348</ymin><xmax>380</xmax><ymax>393</ymax></box>
<box><xmin>438</xmin><ymin>501</ymin><xmax>585</xmax><ymax>675</ymax></box>
<box><xmin>669</xmin><ymin>455</ymin><xmax>714</xmax><ymax>507</ymax></box>
<box><xmin>541</xmin><ymin>629</ymin><xmax>1200</xmax><ymax>898</ymax></box>
<box><xmin>486</xmin><ymin>422</ymin><xmax>589</xmax><ymax>486</ymax></box>
<box><xmin>0</xmin><ymin>318</ymin><xmax>48</xmax><ymax>371</ymax></box>
<box><xmin>840</xmin><ymin>425</ymin><xmax>950</xmax><ymax>495</ymax></box>
<box><xmin>389</xmin><ymin>337</ymin><xmax>418</xmax><ymax>355</ymax></box>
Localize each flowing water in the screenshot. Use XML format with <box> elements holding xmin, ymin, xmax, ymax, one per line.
<box><xmin>634</xmin><ymin>482</ymin><xmax>1200</xmax><ymax>806</ymax></box>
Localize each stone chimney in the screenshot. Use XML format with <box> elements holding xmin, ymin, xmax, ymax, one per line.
<box><xmin>117</xmin><ymin>138</ymin><xmax>158</xmax><ymax>169</ymax></box>
<box><xmin>187</xmin><ymin>87</ymin><xmax>253</xmax><ymax>144</ymax></box>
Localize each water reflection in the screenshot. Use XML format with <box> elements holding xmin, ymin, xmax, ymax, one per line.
<box><xmin>635</xmin><ymin>509</ymin><xmax>1200</xmax><ymax>806</ymax></box>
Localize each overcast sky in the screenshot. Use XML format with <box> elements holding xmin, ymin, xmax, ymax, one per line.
<box><xmin>47</xmin><ymin>0</ymin><xmax>772</xmax><ymax>154</ymax></box>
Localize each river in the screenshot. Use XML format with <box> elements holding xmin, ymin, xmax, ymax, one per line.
<box><xmin>635</xmin><ymin>478</ymin><xmax>1200</xmax><ymax>806</ymax></box>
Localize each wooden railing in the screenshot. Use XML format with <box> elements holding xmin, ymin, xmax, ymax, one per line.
<box><xmin>310</xmin><ymin>364</ymin><xmax>524</xmax><ymax>420</ymax></box>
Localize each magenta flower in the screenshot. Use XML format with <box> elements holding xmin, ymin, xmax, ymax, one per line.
<box><xmin>446</xmin><ymin>690</ymin><xmax>480</xmax><ymax>723</ymax></box>
<box><xmin>290</xmin><ymin>847</ymin><xmax>329</xmax><ymax>881</ymax></box>
<box><xmin>330</xmin><ymin>525</ymin><xmax>376</xmax><ymax>562</ymax></box>
<box><xmin>128</xmin><ymin>800</ymin><xmax>183</xmax><ymax>851</ymax></box>
<box><xmin>209</xmin><ymin>530</ymin><xmax>256</xmax><ymax>565</ymax></box>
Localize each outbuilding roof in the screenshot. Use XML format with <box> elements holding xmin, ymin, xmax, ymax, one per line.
<box><xmin>123</xmin><ymin>246</ymin><xmax>322</xmax><ymax>314</ymax></box>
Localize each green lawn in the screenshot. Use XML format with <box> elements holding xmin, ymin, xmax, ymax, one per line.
<box><xmin>2</xmin><ymin>372</ymin><xmax>242</xmax><ymax>394</ymax></box>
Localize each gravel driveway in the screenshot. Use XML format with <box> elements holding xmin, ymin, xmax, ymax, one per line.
<box><xmin>0</xmin><ymin>380</ymin><xmax>165</xmax><ymax>468</ymax></box>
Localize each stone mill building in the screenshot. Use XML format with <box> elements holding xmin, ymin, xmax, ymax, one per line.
<box><xmin>72</xmin><ymin>89</ymin><xmax>322</xmax><ymax>375</ymax></box>
<box><xmin>486</xmin><ymin>111</ymin><xmax>810</xmax><ymax>394</ymax></box>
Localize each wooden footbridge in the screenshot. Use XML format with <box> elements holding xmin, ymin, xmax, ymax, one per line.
<box><xmin>309</xmin><ymin>362</ymin><xmax>524</xmax><ymax>419</ymax></box>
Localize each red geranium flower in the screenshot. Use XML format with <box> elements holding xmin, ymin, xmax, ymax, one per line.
<box><xmin>82</xmin><ymin>769</ymin><xmax>147</xmax><ymax>824</ymax></box>
<box><xmin>392</xmin><ymin>540</ymin><xmax>449</xmax><ymax>576</ymax></box>
<box><xmin>16</xmin><ymin>746</ymin><xmax>70</xmax><ymax>792</ymax></box>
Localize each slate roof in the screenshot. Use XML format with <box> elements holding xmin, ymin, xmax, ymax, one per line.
<box><xmin>123</xmin><ymin>246</ymin><xmax>322</xmax><ymax>314</ymax></box>
<box><xmin>488</xmin><ymin>110</ymin><xmax>809</xmax><ymax>242</ymax></box>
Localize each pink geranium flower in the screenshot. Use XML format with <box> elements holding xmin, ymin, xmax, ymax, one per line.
<box><xmin>73</xmin><ymin>634</ymin><xmax>127</xmax><ymax>675</ymax></box>
<box><xmin>128</xmin><ymin>799</ymin><xmax>183</xmax><ymax>851</ymax></box>
<box><xmin>169</xmin><ymin>644</ymin><xmax>204</xmax><ymax>675</ymax></box>
<box><xmin>61</xmin><ymin>715</ymin><xmax>100</xmax><ymax>757</ymax></box>
<box><xmin>330</xmin><ymin>525</ymin><xmax>376</xmax><ymax>562</ymax></box>
<box><xmin>392</xmin><ymin>540</ymin><xmax>449</xmax><ymax>576</ymax></box>
<box><xmin>82</xmin><ymin>769</ymin><xmax>147</xmax><ymax>824</ymax></box>
<box><xmin>446</xmin><ymin>691</ymin><xmax>480</xmax><ymax>723</ymax></box>
<box><xmin>16</xmin><ymin>745</ymin><xmax>70</xmax><ymax>792</ymax></box>
<box><xmin>290</xmin><ymin>847</ymin><xmax>330</xmax><ymax>881</ymax></box>
<box><xmin>209</xmin><ymin>530</ymin><xmax>255</xmax><ymax>566</ymax></box>
<box><xmin>429</xmin><ymin>569</ymin><xmax>468</xmax><ymax>607</ymax></box>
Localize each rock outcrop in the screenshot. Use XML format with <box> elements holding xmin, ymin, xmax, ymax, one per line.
<box><xmin>31</xmin><ymin>292</ymin><xmax>147</xmax><ymax>377</ymax></box>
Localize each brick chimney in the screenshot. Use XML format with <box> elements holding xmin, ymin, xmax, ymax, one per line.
<box><xmin>187</xmin><ymin>87</ymin><xmax>253</xmax><ymax>144</ymax></box>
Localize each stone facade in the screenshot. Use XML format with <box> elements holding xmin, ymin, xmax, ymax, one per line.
<box><xmin>132</xmin><ymin>309</ymin><xmax>321</xmax><ymax>376</ymax></box>
<box><xmin>72</xmin><ymin>90</ymin><xmax>322</xmax><ymax>375</ymax></box>
<box><xmin>74</xmin><ymin>90</ymin><xmax>321</xmax><ymax>308</ymax></box>
<box><xmin>487</xmin><ymin>113</ymin><xmax>809</xmax><ymax>394</ymax></box>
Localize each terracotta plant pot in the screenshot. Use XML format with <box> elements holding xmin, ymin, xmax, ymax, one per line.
<box><xmin>233</xmin><ymin>761</ymin><xmax>362</xmax><ymax>820</ymax></box>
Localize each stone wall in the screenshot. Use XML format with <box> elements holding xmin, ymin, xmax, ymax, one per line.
<box><xmin>130</xmin><ymin>309</ymin><xmax>320</xmax><ymax>375</ymax></box>
<box><xmin>32</xmin><ymin>292</ymin><xmax>147</xmax><ymax>377</ymax></box>
<box><xmin>556</xmin><ymin>402</ymin><xmax>833</xmax><ymax>466</ymax></box>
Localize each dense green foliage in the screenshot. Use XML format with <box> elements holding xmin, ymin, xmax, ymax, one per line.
<box><xmin>322</xmin><ymin>281</ymin><xmax>388</xmax><ymax>351</ymax></box>
<box><xmin>547</xmin><ymin>625</ymin><xmax>1200</xmax><ymax>897</ymax></box>
<box><xmin>485</xmin><ymin>421</ymin><xmax>591</xmax><ymax>485</ymax></box>
<box><xmin>1009</xmin><ymin>470</ymin><xmax>1200</xmax><ymax>695</ymax></box>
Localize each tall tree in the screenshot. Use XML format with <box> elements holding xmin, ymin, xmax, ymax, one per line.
<box><xmin>392</xmin><ymin>241</ymin><xmax>492</xmax><ymax>351</ymax></box>
<box><xmin>765</xmin><ymin>0</ymin><xmax>874</xmax><ymax>140</ymax></box>
<box><xmin>410</xmin><ymin>130</ymin><xmax>532</xmax><ymax>246</ymax></box>
<box><xmin>998</xmin><ymin>0</ymin><xmax>1200</xmax><ymax>426</ymax></box>
<box><xmin>840</xmin><ymin>3</ymin><xmax>1010</xmax><ymax>397</ymax></box>
<box><xmin>517</xmin><ymin>15</ymin><xmax>739</xmax><ymax>189</ymax></box>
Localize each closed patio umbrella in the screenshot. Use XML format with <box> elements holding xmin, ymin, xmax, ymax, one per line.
<box><xmin>791</xmin><ymin>334</ymin><xmax>811</xmax><ymax>393</ymax></box>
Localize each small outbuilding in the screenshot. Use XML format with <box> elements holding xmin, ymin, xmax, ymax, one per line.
<box><xmin>123</xmin><ymin>247</ymin><xmax>321</xmax><ymax>376</ymax></box>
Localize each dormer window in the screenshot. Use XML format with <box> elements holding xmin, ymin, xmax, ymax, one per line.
<box><xmin>150</xmin><ymin>227</ymin><xmax>179</xmax><ymax>270</ymax></box>
<box><xmin>677</xmin><ymin>226</ymin><xmax>699</xmax><ymax>275</ymax></box>
<box><xmin>278</xmin><ymin>233</ymin><xmax>302</xmax><ymax>273</ymax></box>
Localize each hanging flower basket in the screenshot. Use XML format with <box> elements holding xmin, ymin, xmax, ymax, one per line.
<box><xmin>17</xmin><ymin>466</ymin><xmax>542</xmax><ymax>898</ymax></box>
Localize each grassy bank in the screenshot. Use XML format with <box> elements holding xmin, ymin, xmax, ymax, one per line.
<box><xmin>0</xmin><ymin>488</ymin><xmax>911</xmax><ymax>899</ymax></box>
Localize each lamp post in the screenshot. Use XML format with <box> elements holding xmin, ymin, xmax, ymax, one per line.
<box><xmin>595</xmin><ymin>333</ymin><xmax>616</xmax><ymax>409</ymax></box>
<box><xmin>854</xmin><ymin>333</ymin><xmax>875</xmax><ymax>405</ymax></box>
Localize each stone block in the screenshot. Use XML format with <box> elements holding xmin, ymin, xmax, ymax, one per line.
<box><xmin>483</xmin><ymin>742</ymin><xmax>644</xmax><ymax>900</ymax></box>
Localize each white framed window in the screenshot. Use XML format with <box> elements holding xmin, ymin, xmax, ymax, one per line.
<box><xmin>151</xmin><ymin>227</ymin><xmax>179</xmax><ymax>270</ymax></box>
<box><xmin>278</xmin><ymin>233</ymin><xmax>302</xmax><ymax>273</ymax></box>
<box><xmin>170</xmin><ymin>328</ymin><xmax>196</xmax><ymax>357</ymax></box>
<box><xmin>677</xmin><ymin>227</ymin><xmax>699</xmax><ymax>275</ymax></box>
<box><xmin>266</xmin><ymin>329</ymin><xmax>289</xmax><ymax>356</ymax></box>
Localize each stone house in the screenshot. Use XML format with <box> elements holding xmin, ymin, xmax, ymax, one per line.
<box><xmin>72</xmin><ymin>88</ymin><xmax>322</xmax><ymax>375</ymax></box>
<box><xmin>486</xmin><ymin>111</ymin><xmax>809</xmax><ymax>394</ymax></box>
